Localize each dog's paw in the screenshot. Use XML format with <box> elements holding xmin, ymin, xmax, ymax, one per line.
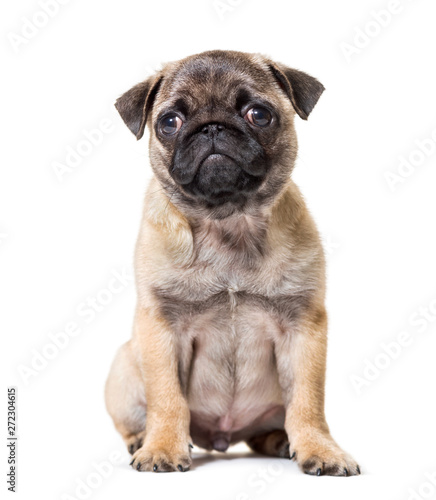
<box><xmin>290</xmin><ymin>430</ymin><xmax>360</xmax><ymax>476</ymax></box>
<box><xmin>125</xmin><ymin>430</ymin><xmax>146</xmax><ymax>455</ymax></box>
<box><xmin>130</xmin><ymin>441</ymin><xmax>192</xmax><ymax>472</ymax></box>
<box><xmin>247</xmin><ymin>429</ymin><xmax>290</xmax><ymax>458</ymax></box>
<box><xmin>299</xmin><ymin>453</ymin><xmax>360</xmax><ymax>476</ymax></box>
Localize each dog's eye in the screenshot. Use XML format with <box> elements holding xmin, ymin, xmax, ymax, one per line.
<box><xmin>159</xmin><ymin>114</ymin><xmax>183</xmax><ymax>135</ymax></box>
<box><xmin>245</xmin><ymin>107</ymin><xmax>272</xmax><ymax>127</ymax></box>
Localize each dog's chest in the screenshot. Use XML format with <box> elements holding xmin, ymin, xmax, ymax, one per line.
<box><xmin>156</xmin><ymin>218</ymin><xmax>312</xmax><ymax>328</ymax></box>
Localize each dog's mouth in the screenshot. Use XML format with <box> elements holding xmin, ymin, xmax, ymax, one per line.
<box><xmin>180</xmin><ymin>152</ymin><xmax>264</xmax><ymax>206</ymax></box>
<box><xmin>199</xmin><ymin>153</ymin><xmax>233</xmax><ymax>168</ymax></box>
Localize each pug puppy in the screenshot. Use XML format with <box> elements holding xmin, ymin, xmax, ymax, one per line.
<box><xmin>105</xmin><ymin>50</ymin><xmax>360</xmax><ymax>476</ymax></box>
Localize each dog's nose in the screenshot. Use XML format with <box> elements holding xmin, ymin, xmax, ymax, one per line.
<box><xmin>201</xmin><ymin>123</ymin><xmax>225</xmax><ymax>135</ymax></box>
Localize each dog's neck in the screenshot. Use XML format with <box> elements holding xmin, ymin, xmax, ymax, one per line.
<box><xmin>143</xmin><ymin>177</ymin><xmax>303</xmax><ymax>266</ymax></box>
<box><xmin>191</xmin><ymin>211</ymin><xmax>270</xmax><ymax>261</ymax></box>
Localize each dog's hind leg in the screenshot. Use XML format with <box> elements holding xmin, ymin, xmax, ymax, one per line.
<box><xmin>105</xmin><ymin>340</ymin><xmax>147</xmax><ymax>455</ymax></box>
<box><xmin>246</xmin><ymin>429</ymin><xmax>290</xmax><ymax>458</ymax></box>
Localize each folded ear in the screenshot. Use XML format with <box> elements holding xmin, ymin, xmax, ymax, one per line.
<box><xmin>115</xmin><ymin>74</ymin><xmax>163</xmax><ymax>140</ymax></box>
<box><xmin>268</xmin><ymin>62</ymin><xmax>325</xmax><ymax>120</ymax></box>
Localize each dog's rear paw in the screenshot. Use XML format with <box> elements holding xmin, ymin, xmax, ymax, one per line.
<box><xmin>247</xmin><ymin>429</ymin><xmax>290</xmax><ymax>458</ymax></box>
<box><xmin>130</xmin><ymin>442</ymin><xmax>192</xmax><ymax>472</ymax></box>
<box><xmin>125</xmin><ymin>431</ymin><xmax>146</xmax><ymax>455</ymax></box>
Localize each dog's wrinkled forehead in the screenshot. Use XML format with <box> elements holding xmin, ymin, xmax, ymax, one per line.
<box><xmin>154</xmin><ymin>52</ymin><xmax>282</xmax><ymax>116</ymax></box>
<box><xmin>115</xmin><ymin>50</ymin><xmax>324</xmax><ymax>140</ymax></box>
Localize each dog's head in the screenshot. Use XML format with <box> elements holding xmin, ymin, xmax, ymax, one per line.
<box><xmin>116</xmin><ymin>50</ymin><xmax>324</xmax><ymax>218</ymax></box>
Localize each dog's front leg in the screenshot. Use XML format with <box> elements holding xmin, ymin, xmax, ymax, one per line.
<box><xmin>275</xmin><ymin>306</ymin><xmax>360</xmax><ymax>476</ymax></box>
<box><xmin>129</xmin><ymin>306</ymin><xmax>192</xmax><ymax>472</ymax></box>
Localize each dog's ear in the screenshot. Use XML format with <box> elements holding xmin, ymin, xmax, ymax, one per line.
<box><xmin>115</xmin><ymin>74</ymin><xmax>163</xmax><ymax>140</ymax></box>
<box><xmin>268</xmin><ymin>62</ymin><xmax>324</xmax><ymax>120</ymax></box>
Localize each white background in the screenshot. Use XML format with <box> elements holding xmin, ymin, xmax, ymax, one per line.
<box><xmin>2</xmin><ymin>0</ymin><xmax>436</xmax><ymax>499</ymax></box>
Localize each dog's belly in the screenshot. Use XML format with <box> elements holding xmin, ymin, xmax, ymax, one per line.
<box><xmin>183</xmin><ymin>293</ymin><xmax>285</xmax><ymax>451</ymax></box>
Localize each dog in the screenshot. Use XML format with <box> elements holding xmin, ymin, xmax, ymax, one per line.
<box><xmin>105</xmin><ymin>50</ymin><xmax>360</xmax><ymax>476</ymax></box>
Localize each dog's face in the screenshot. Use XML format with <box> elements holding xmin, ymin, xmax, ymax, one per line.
<box><xmin>116</xmin><ymin>51</ymin><xmax>324</xmax><ymax>218</ymax></box>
